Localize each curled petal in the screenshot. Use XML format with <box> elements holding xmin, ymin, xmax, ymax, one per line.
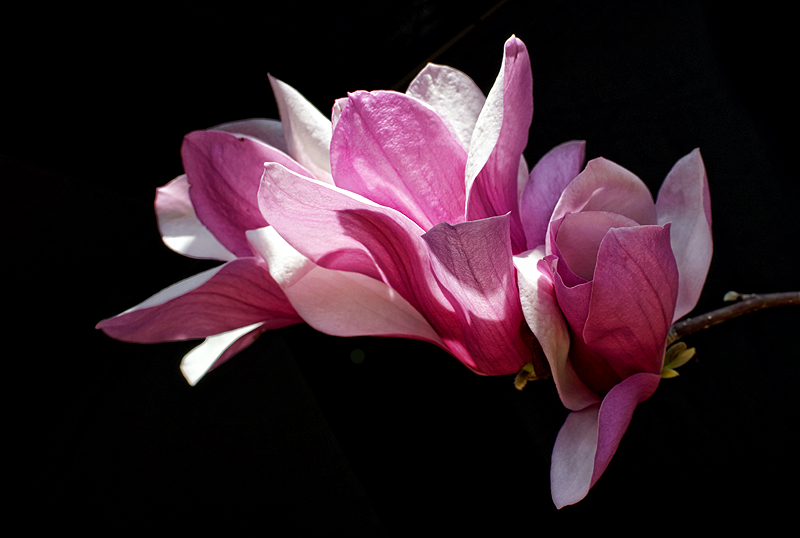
<box><xmin>583</xmin><ymin>225</ymin><xmax>679</xmax><ymax>380</ymax></box>
<box><xmin>406</xmin><ymin>62</ymin><xmax>486</xmax><ymax>151</ymax></box>
<box><xmin>423</xmin><ymin>215</ymin><xmax>530</xmax><ymax>375</ymax></box>
<box><xmin>554</xmin><ymin>211</ymin><xmax>639</xmax><ymax>282</ymax></box>
<box><xmin>549</xmin><ymin>158</ymin><xmax>657</xmax><ymax>255</ymax></box>
<box><xmin>268</xmin><ymin>74</ymin><xmax>333</xmax><ymax>184</ymax></box>
<box><xmin>180</xmin><ymin>322</ymin><xmax>266</xmax><ymax>386</ymax></box>
<box><xmin>96</xmin><ymin>258</ymin><xmax>301</xmax><ymax>343</ymax></box>
<box><xmin>550</xmin><ymin>372</ymin><xmax>660</xmax><ymax>508</ymax></box>
<box><xmin>155</xmin><ymin>174</ymin><xmax>236</xmax><ymax>261</ymax></box>
<box><xmin>515</xmin><ymin>247</ymin><xmax>599</xmax><ymax>410</ymax></box>
<box><xmin>466</xmin><ymin>35</ymin><xmax>532</xmax><ymax>253</ymax></box>
<box><xmin>655</xmin><ymin>148</ymin><xmax>712</xmax><ymax>321</ymax></box>
<box><xmin>331</xmin><ymin>90</ymin><xmax>467</xmax><ymax>230</ymax></box>
<box><xmin>182</xmin><ymin>130</ymin><xmax>314</xmax><ymax>257</ymax></box>
<box><xmin>520</xmin><ymin>140</ymin><xmax>586</xmax><ymax>250</ymax></box>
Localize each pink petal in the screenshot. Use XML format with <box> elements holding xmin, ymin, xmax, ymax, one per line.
<box><xmin>330</xmin><ymin>90</ymin><xmax>467</xmax><ymax>230</ymax></box>
<box><xmin>245</xmin><ymin>226</ymin><xmax>444</xmax><ymax>346</ymax></box>
<box><xmin>155</xmin><ymin>174</ymin><xmax>236</xmax><ymax>261</ymax></box>
<box><xmin>583</xmin><ymin>225</ymin><xmax>679</xmax><ymax>380</ymax></box>
<box><xmin>515</xmin><ymin>248</ymin><xmax>600</xmax><ymax>410</ymax></box>
<box><xmin>258</xmin><ymin>162</ymin><xmax>443</xmax><ymax>313</ymax></box>
<box><xmin>655</xmin><ymin>148</ymin><xmax>713</xmax><ymax>321</ymax></box>
<box><xmin>554</xmin><ymin>211</ymin><xmax>639</xmax><ymax>281</ymax></box>
<box><xmin>181</xmin><ymin>130</ymin><xmax>314</xmax><ymax>257</ymax></box>
<box><xmin>211</xmin><ymin>118</ymin><xmax>288</xmax><ymax>154</ymax></box>
<box><xmin>422</xmin><ymin>215</ymin><xmax>531</xmax><ymax>375</ymax></box>
<box><xmin>465</xmin><ymin>35</ymin><xmax>533</xmax><ymax>253</ymax></box>
<box><xmin>406</xmin><ymin>62</ymin><xmax>486</xmax><ymax>150</ymax></box>
<box><xmin>281</xmin><ymin>265</ymin><xmax>445</xmax><ymax>346</ymax></box>
<box><xmin>519</xmin><ymin>140</ymin><xmax>586</xmax><ymax>250</ymax></box>
<box><xmin>549</xmin><ymin>158</ymin><xmax>657</xmax><ymax>255</ymax></box>
<box><xmin>96</xmin><ymin>258</ymin><xmax>301</xmax><ymax>343</ymax></box>
<box><xmin>550</xmin><ymin>372</ymin><xmax>660</xmax><ymax>508</ymax></box>
<box><xmin>268</xmin><ymin>74</ymin><xmax>333</xmax><ymax>184</ymax></box>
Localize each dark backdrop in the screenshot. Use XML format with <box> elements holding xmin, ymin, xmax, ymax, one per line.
<box><xmin>6</xmin><ymin>0</ymin><xmax>798</xmax><ymax>533</ymax></box>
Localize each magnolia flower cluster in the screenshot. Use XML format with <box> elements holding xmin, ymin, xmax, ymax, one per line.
<box><xmin>98</xmin><ymin>36</ymin><xmax>712</xmax><ymax>508</ymax></box>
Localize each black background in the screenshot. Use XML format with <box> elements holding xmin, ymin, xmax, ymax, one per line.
<box><xmin>6</xmin><ymin>0</ymin><xmax>798</xmax><ymax>533</ymax></box>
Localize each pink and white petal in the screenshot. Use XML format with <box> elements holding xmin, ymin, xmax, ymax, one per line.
<box><xmin>182</xmin><ymin>130</ymin><xmax>314</xmax><ymax>257</ymax></box>
<box><xmin>155</xmin><ymin>174</ymin><xmax>236</xmax><ymax>261</ymax></box>
<box><xmin>96</xmin><ymin>258</ymin><xmax>301</xmax><ymax>343</ymax></box>
<box><xmin>247</xmin><ymin>224</ymin><xmax>445</xmax><ymax>349</ymax></box>
<box><xmin>211</xmin><ymin>118</ymin><xmax>288</xmax><ymax>154</ymax></box>
<box><xmin>465</xmin><ymin>35</ymin><xmax>532</xmax><ymax>253</ymax></box>
<box><xmin>268</xmin><ymin>74</ymin><xmax>333</xmax><ymax>184</ymax></box>
<box><xmin>180</xmin><ymin>322</ymin><xmax>266</xmax><ymax>386</ymax></box>
<box><xmin>520</xmin><ymin>140</ymin><xmax>586</xmax><ymax>250</ymax></box>
<box><xmin>555</xmin><ymin>211</ymin><xmax>639</xmax><ymax>282</ymax></box>
<box><xmin>331</xmin><ymin>90</ymin><xmax>467</xmax><ymax>230</ymax></box>
<box><xmin>655</xmin><ymin>148</ymin><xmax>713</xmax><ymax>321</ymax></box>
<box><xmin>406</xmin><ymin>62</ymin><xmax>486</xmax><ymax>151</ymax></box>
<box><xmin>282</xmin><ymin>265</ymin><xmax>445</xmax><ymax>346</ymax></box>
<box><xmin>422</xmin><ymin>215</ymin><xmax>530</xmax><ymax>375</ymax></box>
<box><xmin>551</xmin><ymin>158</ymin><xmax>657</xmax><ymax>230</ymax></box>
<box><xmin>246</xmin><ymin>226</ymin><xmax>315</xmax><ymax>288</ymax></box>
<box><xmin>514</xmin><ymin>247</ymin><xmax>599</xmax><ymax>410</ymax></box>
<box><xmin>583</xmin><ymin>225</ymin><xmax>679</xmax><ymax>378</ymax></box>
<box><xmin>550</xmin><ymin>372</ymin><xmax>660</xmax><ymax>509</ymax></box>
<box><xmin>258</xmin><ymin>163</ymin><xmax>447</xmax><ymax>315</ymax></box>
<box><xmin>550</xmin><ymin>403</ymin><xmax>599</xmax><ymax>509</ymax></box>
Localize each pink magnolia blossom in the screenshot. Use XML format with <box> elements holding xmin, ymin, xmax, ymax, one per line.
<box><xmin>256</xmin><ymin>36</ymin><xmax>536</xmax><ymax>375</ymax></box>
<box><xmin>98</xmin><ymin>35</ymin><xmax>536</xmax><ymax>381</ymax></box>
<box><xmin>514</xmin><ymin>142</ymin><xmax>712</xmax><ymax>507</ymax></box>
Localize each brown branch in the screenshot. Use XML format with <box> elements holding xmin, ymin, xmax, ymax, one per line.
<box><xmin>666</xmin><ymin>291</ymin><xmax>800</xmax><ymax>346</ymax></box>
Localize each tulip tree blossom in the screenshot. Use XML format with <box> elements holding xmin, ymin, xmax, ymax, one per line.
<box><xmin>514</xmin><ymin>142</ymin><xmax>712</xmax><ymax>507</ymax></box>
<box><xmin>98</xmin><ymin>36</ymin><xmax>538</xmax><ymax>382</ymax></box>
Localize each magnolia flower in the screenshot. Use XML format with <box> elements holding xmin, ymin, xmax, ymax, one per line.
<box><xmin>514</xmin><ymin>142</ymin><xmax>712</xmax><ymax>507</ymax></box>
<box><xmin>256</xmin><ymin>35</ymin><xmax>536</xmax><ymax>375</ymax></box>
<box><xmin>99</xmin><ymin>35</ymin><xmax>537</xmax><ymax>381</ymax></box>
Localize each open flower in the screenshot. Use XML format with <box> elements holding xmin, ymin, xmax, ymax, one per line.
<box><xmin>256</xmin><ymin>36</ymin><xmax>537</xmax><ymax>375</ymax></box>
<box><xmin>99</xmin><ymin>35</ymin><xmax>536</xmax><ymax>381</ymax></box>
<box><xmin>514</xmin><ymin>142</ymin><xmax>712</xmax><ymax>507</ymax></box>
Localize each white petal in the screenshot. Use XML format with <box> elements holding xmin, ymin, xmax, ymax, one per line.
<box><xmin>268</xmin><ymin>75</ymin><xmax>333</xmax><ymax>184</ymax></box>
<box><xmin>156</xmin><ymin>175</ymin><xmax>237</xmax><ymax>261</ymax></box>
<box><xmin>180</xmin><ymin>322</ymin><xmax>264</xmax><ymax>385</ymax></box>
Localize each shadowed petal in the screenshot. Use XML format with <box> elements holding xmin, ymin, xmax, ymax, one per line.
<box><xmin>555</xmin><ymin>211</ymin><xmax>639</xmax><ymax>281</ymax></box>
<box><xmin>520</xmin><ymin>140</ymin><xmax>586</xmax><ymax>250</ymax></box>
<box><xmin>515</xmin><ymin>247</ymin><xmax>600</xmax><ymax>410</ymax></box>
<box><xmin>406</xmin><ymin>63</ymin><xmax>486</xmax><ymax>151</ymax></box>
<box><xmin>551</xmin><ymin>372</ymin><xmax>660</xmax><ymax>509</ymax></box>
<box><xmin>655</xmin><ymin>148</ymin><xmax>713</xmax><ymax>321</ymax></box>
<box><xmin>465</xmin><ymin>35</ymin><xmax>532</xmax><ymax>253</ymax></box>
<box><xmin>423</xmin><ymin>215</ymin><xmax>530</xmax><ymax>375</ymax></box>
<box><xmin>182</xmin><ymin>130</ymin><xmax>315</xmax><ymax>257</ymax></box>
<box><xmin>96</xmin><ymin>258</ymin><xmax>301</xmax><ymax>343</ymax></box>
<box><xmin>155</xmin><ymin>174</ymin><xmax>236</xmax><ymax>261</ymax></box>
<box><xmin>268</xmin><ymin>74</ymin><xmax>333</xmax><ymax>184</ymax></box>
<box><xmin>331</xmin><ymin>90</ymin><xmax>467</xmax><ymax>230</ymax></box>
<box><xmin>583</xmin><ymin>225</ymin><xmax>679</xmax><ymax>379</ymax></box>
